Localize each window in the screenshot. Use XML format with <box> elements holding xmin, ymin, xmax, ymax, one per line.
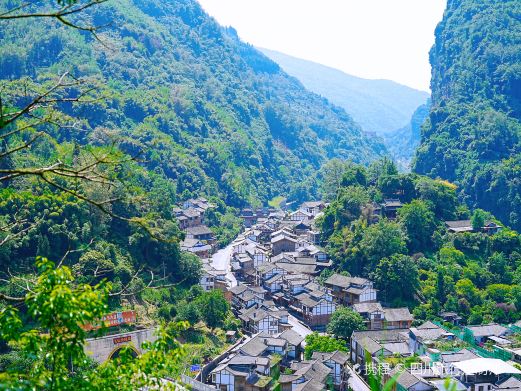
<box><xmin>479</xmin><ymin>386</ymin><xmax>483</xmax><ymax>391</ymax></box>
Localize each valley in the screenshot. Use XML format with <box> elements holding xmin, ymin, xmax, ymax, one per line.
<box><xmin>0</xmin><ymin>0</ymin><xmax>520</xmax><ymax>390</ymax></box>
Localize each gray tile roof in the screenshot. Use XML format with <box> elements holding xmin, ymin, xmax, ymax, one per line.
<box><xmin>352</xmin><ymin>328</ymin><xmax>409</xmax><ymax>343</ymax></box>
<box><xmin>311</xmin><ymin>350</ymin><xmax>349</xmax><ymax>365</ymax></box>
<box><xmin>440</xmin><ymin>348</ymin><xmax>479</xmax><ymax>364</ymax></box>
<box><xmin>353</xmin><ymin>302</ymin><xmax>383</xmax><ymax>313</ymax></box>
<box><xmin>496</xmin><ymin>377</ymin><xmax>521</xmax><ymax>391</ymax></box>
<box><xmin>324</xmin><ymin>273</ymin><xmax>370</xmax><ymax>289</ymax></box>
<box><xmin>466</xmin><ymin>323</ymin><xmax>508</xmax><ymax>337</ymax></box>
<box><xmin>383</xmin><ymin>307</ymin><xmax>413</xmax><ymax>322</ymax></box>
<box><xmin>410</xmin><ymin>321</ymin><xmax>446</xmax><ymax>341</ymax></box>
<box><xmin>280</xmin><ymin>329</ymin><xmax>304</xmax><ymax>346</ymax></box>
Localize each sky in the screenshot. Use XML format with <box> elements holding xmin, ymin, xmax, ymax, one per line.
<box><xmin>196</xmin><ymin>0</ymin><xmax>447</xmax><ymax>92</ymax></box>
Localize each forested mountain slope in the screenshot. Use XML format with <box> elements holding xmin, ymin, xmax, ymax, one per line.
<box><xmin>0</xmin><ymin>0</ymin><xmax>387</xmax><ymax>314</ymax></box>
<box><xmin>413</xmin><ymin>0</ymin><xmax>521</xmax><ymax>229</ymax></box>
<box><xmin>259</xmin><ymin>48</ymin><xmax>430</xmax><ymax>134</ymax></box>
<box><xmin>0</xmin><ymin>0</ymin><xmax>386</xmax><ymax>208</ymax></box>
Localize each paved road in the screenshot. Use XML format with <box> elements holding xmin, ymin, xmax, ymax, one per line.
<box><xmin>347</xmin><ymin>363</ymin><xmax>370</xmax><ymax>391</ymax></box>
<box><xmin>210</xmin><ymin>242</ymin><xmax>237</xmax><ymax>287</ymax></box>
<box><xmin>288</xmin><ymin>314</ymin><xmax>313</xmax><ymax>339</ymax></box>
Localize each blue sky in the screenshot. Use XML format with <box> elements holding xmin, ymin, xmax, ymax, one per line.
<box><xmin>197</xmin><ymin>0</ymin><xmax>447</xmax><ymax>92</ymax></box>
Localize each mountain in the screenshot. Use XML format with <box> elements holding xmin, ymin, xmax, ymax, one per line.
<box><xmin>0</xmin><ymin>0</ymin><xmax>386</xmax><ymax>209</ymax></box>
<box><xmin>384</xmin><ymin>101</ymin><xmax>430</xmax><ymax>171</ymax></box>
<box><xmin>413</xmin><ymin>0</ymin><xmax>521</xmax><ymax>229</ymax></box>
<box><xmin>259</xmin><ymin>48</ymin><xmax>430</xmax><ymax>134</ymax></box>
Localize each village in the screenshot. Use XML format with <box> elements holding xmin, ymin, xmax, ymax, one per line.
<box><xmin>173</xmin><ymin>197</ymin><xmax>521</xmax><ymax>391</ymax></box>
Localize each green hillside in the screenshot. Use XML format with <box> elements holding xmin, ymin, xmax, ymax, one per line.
<box><xmin>0</xmin><ymin>0</ymin><xmax>386</xmax><ymax>209</ymax></box>
<box><xmin>0</xmin><ymin>0</ymin><xmax>389</xmax><ymax>321</ymax></box>
<box><xmin>259</xmin><ymin>48</ymin><xmax>430</xmax><ymax>134</ymax></box>
<box><xmin>413</xmin><ymin>0</ymin><xmax>521</xmax><ymax>230</ymax></box>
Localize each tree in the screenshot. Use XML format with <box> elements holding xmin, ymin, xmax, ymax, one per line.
<box><xmin>370</xmin><ymin>254</ymin><xmax>419</xmax><ymax>302</ymax></box>
<box><xmin>352</xmin><ymin>219</ymin><xmax>407</xmax><ymax>274</ymax></box>
<box><xmin>455</xmin><ymin>278</ymin><xmax>482</xmax><ymax>307</ymax></box>
<box><xmin>471</xmin><ymin>209</ymin><xmax>488</xmax><ymax>232</ymax></box>
<box><xmin>320</xmin><ymin>186</ymin><xmax>369</xmax><ymax>240</ymax></box>
<box><xmin>197</xmin><ymin>289</ymin><xmax>230</xmax><ymax>330</ymax></box>
<box><xmin>435</xmin><ymin>268</ymin><xmax>447</xmax><ymax>306</ymax></box>
<box><xmin>398</xmin><ymin>200</ymin><xmax>438</xmax><ymax>253</ymax></box>
<box><xmin>415</xmin><ymin>178</ymin><xmax>458</xmax><ymax>220</ymax></box>
<box><xmin>303</xmin><ymin>333</ymin><xmax>347</xmax><ymax>360</ymax></box>
<box><xmin>485</xmin><ymin>284</ymin><xmax>511</xmax><ymax>303</ymax></box>
<box><xmin>0</xmin><ymin>258</ymin><xmax>187</xmax><ymax>390</ymax></box>
<box><xmin>318</xmin><ymin>159</ymin><xmax>349</xmax><ymax>201</ymax></box>
<box><xmin>487</xmin><ymin>252</ymin><xmax>512</xmax><ymax>283</ymax></box>
<box><xmin>176</xmin><ymin>301</ymin><xmax>202</xmax><ymax>326</ymax></box>
<box><xmin>327</xmin><ymin>307</ymin><xmax>366</xmax><ymax>339</ymax></box>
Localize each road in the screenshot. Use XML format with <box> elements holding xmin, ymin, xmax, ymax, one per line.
<box><xmin>288</xmin><ymin>314</ymin><xmax>312</xmax><ymax>339</ymax></box>
<box><xmin>347</xmin><ymin>363</ymin><xmax>370</xmax><ymax>391</ymax></box>
<box><xmin>210</xmin><ymin>242</ymin><xmax>237</xmax><ymax>287</ymax></box>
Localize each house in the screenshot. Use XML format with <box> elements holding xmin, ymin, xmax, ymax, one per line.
<box><xmin>483</xmin><ymin>221</ymin><xmax>502</xmax><ymax>234</ymax></box>
<box><xmin>389</xmin><ymin>368</ymin><xmax>434</xmax><ymax>391</ymax></box>
<box><xmin>408</xmin><ymin>321</ymin><xmax>453</xmax><ymax>355</ymax></box>
<box><xmin>464</xmin><ymin>323</ymin><xmax>510</xmax><ymax>344</ymax></box>
<box><xmin>185</xmin><ymin>225</ymin><xmax>214</xmax><ymax>242</ymax></box>
<box><xmin>289</xmin><ymin>209</ymin><xmax>313</xmax><ymax>222</ymax></box>
<box><xmin>352</xmin><ymin>302</ymin><xmax>385</xmax><ymax>330</ymax></box>
<box><xmin>278</xmin><ymin>359</ymin><xmax>332</xmax><ymax>391</ymax></box>
<box><xmin>445</xmin><ymin>220</ymin><xmax>474</xmax><ymax>233</ymax></box>
<box><xmin>279</xmin><ymin>329</ymin><xmax>304</xmax><ymax>360</ymax></box>
<box><xmin>210</xmin><ymin>355</ymin><xmax>273</xmax><ymax>391</ymax></box>
<box><xmin>324</xmin><ymin>274</ymin><xmax>377</xmax><ymax>306</ymax></box>
<box><xmin>493</xmin><ymin>377</ymin><xmax>521</xmax><ymax>391</ymax></box>
<box><xmin>307</xmin><ymin>230</ymin><xmax>321</xmax><ymax>245</ymax></box>
<box><xmin>271</xmin><ymin>235</ymin><xmax>297</xmax><ymax>256</ymax></box>
<box><xmin>230</xmin><ymin>284</ymin><xmax>265</xmax><ymax>310</ymax></box>
<box><xmin>440</xmin><ymin>349</ymin><xmax>479</xmax><ymax>365</ymax></box>
<box><xmin>240</xmin><ymin>208</ymin><xmax>257</xmax><ymax>228</ymax></box>
<box><xmin>381</xmin><ymin>199</ymin><xmax>403</xmax><ymax>219</ymax></box>
<box><xmin>452</xmin><ymin>358</ymin><xmax>521</xmax><ymax>391</ymax></box>
<box><xmin>445</xmin><ymin>220</ymin><xmax>502</xmax><ymax>234</ymax></box>
<box><xmin>180</xmin><ymin>238</ymin><xmax>212</xmax><ymax>258</ymax></box>
<box><xmin>350</xmin><ymin>328</ymin><xmax>409</xmax><ymax>367</ymax></box>
<box><xmin>239</xmin><ymin>305</ymin><xmax>289</xmax><ymax>335</ymax></box>
<box><xmin>299</xmin><ymin>245</ymin><xmax>328</xmax><ymax>263</ymax></box>
<box><xmin>294</xmin><ymin>220</ymin><xmax>312</xmax><ymax>235</ymax></box>
<box><xmin>439</xmin><ymin>311</ymin><xmax>463</xmax><ymax>326</ymax></box>
<box><xmin>200</xmin><ymin>263</ymin><xmax>227</xmax><ymax>291</ymax></box>
<box><xmin>177</xmin><ymin>207</ymin><xmax>203</xmax><ymax>228</ymax></box>
<box><xmin>282</xmin><ymin>274</ymin><xmax>311</xmax><ymax>295</ymax></box>
<box><xmin>244</xmin><ymin>244</ymin><xmax>269</xmax><ymax>268</ymax></box>
<box><xmin>311</xmin><ymin>351</ymin><xmax>350</xmax><ymax>390</ymax></box>
<box><xmin>291</xmin><ymin>291</ymin><xmax>336</xmax><ymax>330</ymax></box>
<box><xmin>301</xmin><ymin>201</ymin><xmax>326</xmax><ymax>217</ymax></box>
<box><xmin>239</xmin><ymin>332</ymin><xmax>288</xmax><ymax>358</ymax></box>
<box><xmin>382</xmin><ymin>307</ymin><xmax>414</xmax><ymax>329</ymax></box>
<box><xmin>182</xmin><ymin>197</ymin><xmax>214</xmax><ymax>211</ymax></box>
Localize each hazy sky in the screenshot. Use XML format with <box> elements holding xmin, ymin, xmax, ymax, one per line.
<box><xmin>196</xmin><ymin>0</ymin><xmax>447</xmax><ymax>92</ymax></box>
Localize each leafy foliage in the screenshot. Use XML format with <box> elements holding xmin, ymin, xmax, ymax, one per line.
<box><xmin>320</xmin><ymin>158</ymin><xmax>521</xmax><ymax>323</ymax></box>
<box><xmin>413</xmin><ymin>0</ymin><xmax>521</xmax><ymax>230</ymax></box>
<box><xmin>303</xmin><ymin>333</ymin><xmax>348</xmax><ymax>360</ymax></box>
<box><xmin>0</xmin><ymin>258</ymin><xmax>187</xmax><ymax>390</ymax></box>
<box><xmin>327</xmin><ymin>306</ymin><xmax>366</xmax><ymax>339</ymax></box>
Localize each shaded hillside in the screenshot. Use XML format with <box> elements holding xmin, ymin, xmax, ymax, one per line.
<box><xmin>413</xmin><ymin>0</ymin><xmax>521</xmax><ymax>229</ymax></box>
<box><xmin>384</xmin><ymin>101</ymin><xmax>430</xmax><ymax>171</ymax></box>
<box><xmin>0</xmin><ymin>0</ymin><xmax>386</xmax><ymax>208</ymax></box>
<box><xmin>259</xmin><ymin>48</ymin><xmax>430</xmax><ymax>134</ymax></box>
